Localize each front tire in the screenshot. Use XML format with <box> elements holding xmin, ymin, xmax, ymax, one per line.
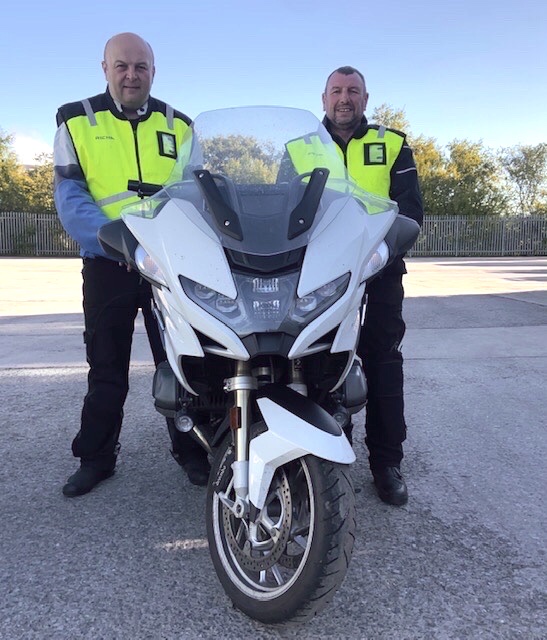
<box><xmin>206</xmin><ymin>426</ymin><xmax>356</xmax><ymax>624</ymax></box>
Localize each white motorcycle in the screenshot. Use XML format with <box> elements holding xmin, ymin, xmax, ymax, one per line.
<box><xmin>98</xmin><ymin>106</ymin><xmax>419</xmax><ymax>624</ymax></box>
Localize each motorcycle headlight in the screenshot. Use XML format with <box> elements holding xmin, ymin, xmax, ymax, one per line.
<box><xmin>290</xmin><ymin>273</ymin><xmax>350</xmax><ymax>323</ymax></box>
<box><xmin>135</xmin><ymin>245</ymin><xmax>168</xmax><ymax>288</ymax></box>
<box><xmin>180</xmin><ymin>271</ymin><xmax>350</xmax><ymax>336</ymax></box>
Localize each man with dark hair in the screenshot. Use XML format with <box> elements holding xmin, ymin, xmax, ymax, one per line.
<box><xmin>321</xmin><ymin>65</ymin><xmax>423</xmax><ymax>505</ymax></box>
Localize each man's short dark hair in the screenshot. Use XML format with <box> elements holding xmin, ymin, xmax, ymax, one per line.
<box><xmin>325</xmin><ymin>66</ymin><xmax>365</xmax><ymax>91</ymax></box>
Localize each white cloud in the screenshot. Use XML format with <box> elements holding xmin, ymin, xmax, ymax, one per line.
<box><xmin>13</xmin><ymin>135</ymin><xmax>53</xmax><ymax>165</ymax></box>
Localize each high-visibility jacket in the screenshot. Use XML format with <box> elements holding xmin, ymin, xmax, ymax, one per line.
<box><xmin>286</xmin><ymin>125</ymin><xmax>404</xmax><ymax>200</ymax></box>
<box><xmin>323</xmin><ymin>117</ymin><xmax>423</xmax><ymax>227</ymax></box>
<box><xmin>54</xmin><ymin>89</ymin><xmax>191</xmax><ymax>257</ymax></box>
<box><xmin>283</xmin><ymin>116</ymin><xmax>423</xmax><ymax>274</ymax></box>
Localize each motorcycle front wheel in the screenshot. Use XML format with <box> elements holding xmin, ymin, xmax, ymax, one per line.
<box><xmin>206</xmin><ymin>426</ymin><xmax>356</xmax><ymax>624</ymax></box>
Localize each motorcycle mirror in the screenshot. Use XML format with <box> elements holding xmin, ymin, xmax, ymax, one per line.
<box><xmin>97</xmin><ymin>219</ymin><xmax>139</xmax><ymax>266</ymax></box>
<box><xmin>384</xmin><ymin>215</ymin><xmax>421</xmax><ymax>257</ymax></box>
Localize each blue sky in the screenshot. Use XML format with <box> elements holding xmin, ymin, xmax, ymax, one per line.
<box><xmin>3</xmin><ymin>0</ymin><xmax>545</xmax><ymax>163</ymax></box>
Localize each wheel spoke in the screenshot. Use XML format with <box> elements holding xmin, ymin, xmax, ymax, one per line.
<box><xmin>234</xmin><ymin>520</ymin><xmax>247</xmax><ymax>546</ymax></box>
<box><xmin>258</xmin><ymin>515</ymin><xmax>280</xmax><ymax>540</ymax></box>
<box><xmin>293</xmin><ymin>534</ymin><xmax>308</xmax><ymax>550</ymax></box>
<box><xmin>270</xmin><ymin>564</ymin><xmax>285</xmax><ymax>586</ymax></box>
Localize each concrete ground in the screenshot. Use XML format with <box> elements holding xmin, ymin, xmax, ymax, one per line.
<box><xmin>0</xmin><ymin>256</ymin><xmax>546</xmax><ymax>639</ymax></box>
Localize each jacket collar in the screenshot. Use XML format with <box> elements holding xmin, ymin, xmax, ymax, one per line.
<box><xmin>322</xmin><ymin>115</ymin><xmax>369</xmax><ymax>147</ymax></box>
<box><xmin>105</xmin><ymin>86</ymin><xmax>150</xmax><ymax>119</ymax></box>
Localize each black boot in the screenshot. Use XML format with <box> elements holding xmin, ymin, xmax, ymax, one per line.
<box><xmin>62</xmin><ymin>464</ymin><xmax>115</xmax><ymax>497</ymax></box>
<box><xmin>167</xmin><ymin>419</ymin><xmax>211</xmax><ymax>486</ymax></box>
<box><xmin>171</xmin><ymin>446</ymin><xmax>210</xmax><ymax>486</ymax></box>
<box><xmin>343</xmin><ymin>421</ymin><xmax>353</xmax><ymax>445</ymax></box>
<box><xmin>372</xmin><ymin>466</ymin><xmax>408</xmax><ymax>506</ymax></box>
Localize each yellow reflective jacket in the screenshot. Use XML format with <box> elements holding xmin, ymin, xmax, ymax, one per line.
<box><xmin>286</xmin><ymin>125</ymin><xmax>404</xmax><ymax>199</ymax></box>
<box><xmin>55</xmin><ymin>90</ymin><xmax>191</xmax><ymax>220</ymax></box>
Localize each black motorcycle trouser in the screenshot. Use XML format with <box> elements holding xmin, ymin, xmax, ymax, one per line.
<box><xmin>72</xmin><ymin>257</ymin><xmax>201</xmax><ymax>469</ymax></box>
<box><xmin>356</xmin><ymin>270</ymin><xmax>407</xmax><ymax>471</ymax></box>
<box><xmin>69</xmin><ymin>258</ymin><xmax>141</xmax><ymax>467</ymax></box>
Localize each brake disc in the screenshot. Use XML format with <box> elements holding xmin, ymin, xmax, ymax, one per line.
<box><xmin>222</xmin><ymin>468</ymin><xmax>292</xmax><ymax>572</ymax></box>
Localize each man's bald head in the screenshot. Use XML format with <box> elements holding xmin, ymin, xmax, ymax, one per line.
<box><xmin>102</xmin><ymin>32</ymin><xmax>155</xmax><ymax>112</ymax></box>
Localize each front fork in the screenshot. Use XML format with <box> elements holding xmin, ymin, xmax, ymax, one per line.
<box><xmin>218</xmin><ymin>360</ymin><xmax>309</xmax><ymax>523</ymax></box>
<box><xmin>220</xmin><ymin>361</ymin><xmax>257</xmax><ymax>518</ymax></box>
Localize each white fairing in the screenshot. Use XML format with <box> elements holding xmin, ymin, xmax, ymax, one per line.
<box><xmin>125</xmin><ymin>194</ymin><xmax>393</xmax><ymax>370</ymax></box>
<box><xmin>288</xmin><ymin>196</ymin><xmax>395</xmax><ymax>359</ymax></box>
<box><xmin>249</xmin><ymin>397</ymin><xmax>356</xmax><ymax>509</ymax></box>
<box><xmin>124</xmin><ymin>202</ymin><xmax>252</xmax><ymax>389</ymax></box>
<box><xmin>115</xmin><ymin>106</ymin><xmax>400</xmax><ymax>498</ymax></box>
<box><xmin>125</xmin><ymin>201</ymin><xmax>237</xmax><ymax>299</ymax></box>
<box><xmin>297</xmin><ymin>196</ymin><xmax>393</xmax><ymax>297</ymax></box>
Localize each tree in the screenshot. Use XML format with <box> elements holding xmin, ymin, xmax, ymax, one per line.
<box><xmin>0</xmin><ymin>132</ymin><xmax>55</xmax><ymax>214</ymax></box>
<box><xmin>369</xmin><ymin>106</ymin><xmax>508</xmax><ymax>215</ymax></box>
<box><xmin>371</xmin><ymin>104</ymin><xmax>410</xmax><ymax>132</ymax></box>
<box><xmin>500</xmin><ymin>143</ymin><xmax>547</xmax><ymax>215</ymax></box>
<box><xmin>411</xmin><ymin>135</ymin><xmax>450</xmax><ymax>215</ymax></box>
<box><xmin>0</xmin><ymin>129</ymin><xmax>30</xmax><ymax>211</ymax></box>
<box><xmin>437</xmin><ymin>139</ymin><xmax>508</xmax><ymax>216</ymax></box>
<box><xmin>410</xmin><ymin>134</ymin><xmax>508</xmax><ymax>217</ymax></box>
<box><xmin>23</xmin><ymin>153</ymin><xmax>55</xmax><ymax>214</ymax></box>
<box><xmin>201</xmin><ymin>134</ymin><xmax>280</xmax><ymax>183</ymax></box>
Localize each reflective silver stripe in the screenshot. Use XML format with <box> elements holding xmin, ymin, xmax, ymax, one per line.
<box><xmin>377</xmin><ymin>125</ymin><xmax>386</xmax><ymax>139</ymax></box>
<box><xmin>395</xmin><ymin>167</ymin><xmax>417</xmax><ymax>175</ymax></box>
<box><xmin>166</xmin><ymin>104</ymin><xmax>174</xmax><ymax>130</ymax></box>
<box><xmin>95</xmin><ymin>191</ymin><xmax>135</xmax><ymax>207</ymax></box>
<box><xmin>53</xmin><ymin>122</ymin><xmax>78</xmax><ymax>166</ymax></box>
<box><xmin>81</xmin><ymin>99</ymin><xmax>97</xmax><ymax>126</ymax></box>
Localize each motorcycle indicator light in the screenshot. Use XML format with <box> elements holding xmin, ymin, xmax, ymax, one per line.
<box><xmin>135</xmin><ymin>245</ymin><xmax>168</xmax><ymax>288</ymax></box>
<box><xmin>360</xmin><ymin>242</ymin><xmax>389</xmax><ymax>283</ymax></box>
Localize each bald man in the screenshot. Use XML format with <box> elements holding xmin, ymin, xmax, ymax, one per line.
<box><xmin>54</xmin><ymin>33</ymin><xmax>209</xmax><ymax>497</ymax></box>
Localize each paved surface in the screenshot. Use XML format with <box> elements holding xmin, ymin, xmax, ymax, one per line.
<box><xmin>0</xmin><ymin>257</ymin><xmax>546</xmax><ymax>639</ymax></box>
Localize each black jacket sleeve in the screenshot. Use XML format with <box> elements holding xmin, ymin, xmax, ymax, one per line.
<box><xmin>389</xmin><ymin>141</ymin><xmax>423</xmax><ymax>227</ymax></box>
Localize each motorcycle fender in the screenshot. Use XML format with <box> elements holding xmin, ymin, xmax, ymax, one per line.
<box><xmin>250</xmin><ymin>385</ymin><xmax>355</xmax><ymax>509</ymax></box>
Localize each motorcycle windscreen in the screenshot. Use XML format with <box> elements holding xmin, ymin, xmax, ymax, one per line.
<box><xmin>122</xmin><ymin>106</ymin><xmax>397</xmax><ymax>257</ymax></box>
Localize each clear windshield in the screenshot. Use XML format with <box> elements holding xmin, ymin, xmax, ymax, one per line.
<box><xmin>123</xmin><ymin>106</ymin><xmax>397</xmax><ymax>255</ymax></box>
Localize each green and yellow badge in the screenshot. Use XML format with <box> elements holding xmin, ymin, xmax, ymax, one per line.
<box><xmin>364</xmin><ymin>143</ymin><xmax>386</xmax><ymax>165</ymax></box>
<box><xmin>157</xmin><ymin>131</ymin><xmax>177</xmax><ymax>159</ymax></box>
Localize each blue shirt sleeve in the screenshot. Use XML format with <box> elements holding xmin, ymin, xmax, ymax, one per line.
<box><xmin>53</xmin><ymin>118</ymin><xmax>114</xmax><ymax>259</ymax></box>
<box><xmin>54</xmin><ymin>177</ymin><xmax>112</xmax><ymax>258</ymax></box>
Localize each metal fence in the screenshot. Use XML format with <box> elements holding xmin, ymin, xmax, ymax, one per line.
<box><xmin>1</xmin><ymin>211</ymin><xmax>546</xmax><ymax>257</ymax></box>
<box><xmin>412</xmin><ymin>215</ymin><xmax>547</xmax><ymax>256</ymax></box>
<box><xmin>0</xmin><ymin>211</ymin><xmax>79</xmax><ymax>256</ymax></box>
